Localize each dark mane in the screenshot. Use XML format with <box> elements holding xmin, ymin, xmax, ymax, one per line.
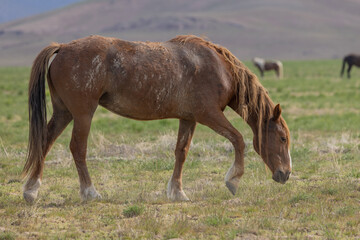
<box><xmin>170</xmin><ymin>35</ymin><xmax>290</xmax><ymax>150</ymax></box>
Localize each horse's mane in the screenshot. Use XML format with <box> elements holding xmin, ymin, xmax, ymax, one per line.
<box><xmin>170</xmin><ymin>35</ymin><xmax>290</xmax><ymax>152</ymax></box>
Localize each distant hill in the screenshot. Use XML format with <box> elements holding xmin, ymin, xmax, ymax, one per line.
<box><xmin>0</xmin><ymin>0</ymin><xmax>360</xmax><ymax>66</ymax></box>
<box><xmin>0</xmin><ymin>0</ymin><xmax>83</xmax><ymax>23</ymax></box>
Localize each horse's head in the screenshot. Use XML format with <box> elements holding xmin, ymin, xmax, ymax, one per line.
<box><xmin>253</xmin><ymin>104</ymin><xmax>292</xmax><ymax>184</ymax></box>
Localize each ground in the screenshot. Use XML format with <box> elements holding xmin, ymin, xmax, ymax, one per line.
<box><xmin>0</xmin><ymin>60</ymin><xmax>359</xmax><ymax>239</ymax></box>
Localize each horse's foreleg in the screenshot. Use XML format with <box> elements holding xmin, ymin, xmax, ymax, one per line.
<box><xmin>23</xmin><ymin>110</ymin><xmax>72</xmax><ymax>203</ymax></box>
<box><xmin>70</xmin><ymin>115</ymin><xmax>101</xmax><ymax>201</ymax></box>
<box><xmin>347</xmin><ymin>64</ymin><xmax>353</xmax><ymax>79</ymax></box>
<box><xmin>198</xmin><ymin>111</ymin><xmax>245</xmax><ymax>195</ymax></box>
<box><xmin>167</xmin><ymin>119</ymin><xmax>196</xmax><ymax>201</ymax></box>
<box><xmin>275</xmin><ymin>68</ymin><xmax>280</xmax><ymax>79</ymax></box>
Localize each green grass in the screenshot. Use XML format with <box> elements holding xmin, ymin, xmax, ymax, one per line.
<box><xmin>122</xmin><ymin>205</ymin><xmax>144</xmax><ymax>218</ymax></box>
<box><xmin>0</xmin><ymin>232</ymin><xmax>15</xmax><ymax>240</ymax></box>
<box><xmin>0</xmin><ymin>60</ymin><xmax>360</xmax><ymax>239</ymax></box>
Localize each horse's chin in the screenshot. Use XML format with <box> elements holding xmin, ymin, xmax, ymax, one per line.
<box><xmin>272</xmin><ymin>175</ymin><xmax>287</xmax><ymax>184</ymax></box>
<box><xmin>272</xmin><ymin>169</ymin><xmax>291</xmax><ymax>184</ymax></box>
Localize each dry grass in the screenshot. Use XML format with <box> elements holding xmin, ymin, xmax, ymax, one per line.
<box><xmin>1</xmin><ymin>61</ymin><xmax>360</xmax><ymax>239</ymax></box>
<box><xmin>1</xmin><ymin>130</ymin><xmax>360</xmax><ymax>239</ymax></box>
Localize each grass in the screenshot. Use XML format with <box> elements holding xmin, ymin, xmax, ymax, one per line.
<box><xmin>123</xmin><ymin>205</ymin><xmax>144</xmax><ymax>218</ymax></box>
<box><xmin>0</xmin><ymin>60</ymin><xmax>360</xmax><ymax>239</ymax></box>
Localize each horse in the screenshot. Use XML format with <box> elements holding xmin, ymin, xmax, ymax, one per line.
<box><xmin>22</xmin><ymin>35</ymin><xmax>292</xmax><ymax>203</ymax></box>
<box><xmin>340</xmin><ymin>54</ymin><xmax>360</xmax><ymax>79</ymax></box>
<box><xmin>253</xmin><ymin>57</ymin><xmax>283</xmax><ymax>79</ymax></box>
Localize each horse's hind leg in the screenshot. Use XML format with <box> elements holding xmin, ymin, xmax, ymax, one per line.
<box><xmin>197</xmin><ymin>110</ymin><xmax>245</xmax><ymax>195</ymax></box>
<box><xmin>167</xmin><ymin>120</ymin><xmax>196</xmax><ymax>201</ymax></box>
<box><xmin>23</xmin><ymin>102</ymin><xmax>72</xmax><ymax>203</ymax></box>
<box><xmin>70</xmin><ymin>114</ymin><xmax>101</xmax><ymax>201</ymax></box>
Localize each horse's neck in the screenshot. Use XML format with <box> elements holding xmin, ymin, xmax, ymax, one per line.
<box><xmin>242</xmin><ymin>95</ymin><xmax>273</xmax><ymax>142</ymax></box>
<box><xmin>254</xmin><ymin>58</ymin><xmax>264</xmax><ymax>64</ymax></box>
<box><xmin>233</xmin><ymin>63</ymin><xmax>273</xmax><ymax>140</ymax></box>
<box><xmin>254</xmin><ymin>58</ymin><xmax>265</xmax><ymax>69</ymax></box>
<box><xmin>246</xmin><ymin>112</ymin><xmax>261</xmax><ymax>139</ymax></box>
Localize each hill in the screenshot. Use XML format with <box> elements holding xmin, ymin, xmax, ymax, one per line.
<box><xmin>0</xmin><ymin>0</ymin><xmax>360</xmax><ymax>66</ymax></box>
<box><xmin>0</xmin><ymin>0</ymin><xmax>82</xmax><ymax>23</ymax></box>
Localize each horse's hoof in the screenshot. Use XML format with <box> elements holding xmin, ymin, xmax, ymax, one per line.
<box><xmin>23</xmin><ymin>178</ymin><xmax>41</xmax><ymax>203</ymax></box>
<box><xmin>81</xmin><ymin>192</ymin><xmax>102</xmax><ymax>202</ymax></box>
<box><xmin>225</xmin><ymin>181</ymin><xmax>237</xmax><ymax>195</ymax></box>
<box><xmin>167</xmin><ymin>178</ymin><xmax>190</xmax><ymax>201</ymax></box>
<box><xmin>23</xmin><ymin>190</ymin><xmax>38</xmax><ymax>204</ymax></box>
<box><xmin>167</xmin><ymin>190</ymin><xmax>190</xmax><ymax>202</ymax></box>
<box><xmin>80</xmin><ymin>185</ymin><xmax>102</xmax><ymax>202</ymax></box>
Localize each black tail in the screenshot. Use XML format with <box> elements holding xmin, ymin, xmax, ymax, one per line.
<box><xmin>22</xmin><ymin>43</ymin><xmax>60</xmax><ymax>179</ymax></box>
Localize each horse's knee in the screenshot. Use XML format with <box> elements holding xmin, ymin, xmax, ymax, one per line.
<box><xmin>69</xmin><ymin>137</ymin><xmax>85</xmax><ymax>160</ymax></box>
<box><xmin>239</xmin><ymin>138</ymin><xmax>245</xmax><ymax>150</ymax></box>
<box><xmin>69</xmin><ymin>139</ymin><xmax>76</xmax><ymax>155</ymax></box>
<box><xmin>234</xmin><ymin>135</ymin><xmax>245</xmax><ymax>153</ymax></box>
<box><xmin>174</xmin><ymin>146</ymin><xmax>188</xmax><ymax>158</ymax></box>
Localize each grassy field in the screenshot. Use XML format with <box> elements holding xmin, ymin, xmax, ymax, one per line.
<box><xmin>0</xmin><ymin>60</ymin><xmax>360</xmax><ymax>239</ymax></box>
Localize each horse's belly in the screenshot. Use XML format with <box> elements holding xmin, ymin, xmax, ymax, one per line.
<box><xmin>99</xmin><ymin>91</ymin><xmax>180</xmax><ymax>120</ymax></box>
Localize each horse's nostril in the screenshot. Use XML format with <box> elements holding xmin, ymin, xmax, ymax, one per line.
<box><xmin>279</xmin><ymin>170</ymin><xmax>290</xmax><ymax>182</ymax></box>
<box><xmin>273</xmin><ymin>170</ymin><xmax>290</xmax><ymax>183</ymax></box>
<box><xmin>285</xmin><ymin>171</ymin><xmax>291</xmax><ymax>181</ymax></box>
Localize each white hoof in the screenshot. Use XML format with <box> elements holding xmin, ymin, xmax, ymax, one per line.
<box><xmin>225</xmin><ymin>164</ymin><xmax>242</xmax><ymax>195</ymax></box>
<box><xmin>225</xmin><ymin>180</ymin><xmax>238</xmax><ymax>195</ymax></box>
<box><xmin>23</xmin><ymin>179</ymin><xmax>41</xmax><ymax>204</ymax></box>
<box><xmin>80</xmin><ymin>184</ymin><xmax>102</xmax><ymax>201</ymax></box>
<box><xmin>167</xmin><ymin>179</ymin><xmax>190</xmax><ymax>201</ymax></box>
<box><xmin>23</xmin><ymin>190</ymin><xmax>39</xmax><ymax>204</ymax></box>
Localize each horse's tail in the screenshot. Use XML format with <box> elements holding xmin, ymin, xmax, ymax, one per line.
<box><xmin>340</xmin><ymin>57</ymin><xmax>347</xmax><ymax>77</ymax></box>
<box><xmin>22</xmin><ymin>43</ymin><xmax>61</xmax><ymax>179</ymax></box>
<box><xmin>276</xmin><ymin>61</ymin><xmax>283</xmax><ymax>79</ymax></box>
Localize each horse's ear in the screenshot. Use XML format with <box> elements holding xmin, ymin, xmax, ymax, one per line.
<box><xmin>273</xmin><ymin>104</ymin><xmax>282</xmax><ymax>122</ymax></box>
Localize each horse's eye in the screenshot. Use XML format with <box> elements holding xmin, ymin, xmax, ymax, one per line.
<box><xmin>280</xmin><ymin>137</ymin><xmax>287</xmax><ymax>143</ymax></box>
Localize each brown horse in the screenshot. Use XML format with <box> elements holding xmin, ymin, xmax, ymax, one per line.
<box><xmin>23</xmin><ymin>35</ymin><xmax>292</xmax><ymax>203</ymax></box>
<box><xmin>340</xmin><ymin>54</ymin><xmax>360</xmax><ymax>79</ymax></box>
<box><xmin>253</xmin><ymin>57</ymin><xmax>283</xmax><ymax>79</ymax></box>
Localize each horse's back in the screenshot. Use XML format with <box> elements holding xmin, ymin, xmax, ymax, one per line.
<box><xmin>49</xmin><ymin>35</ymin><xmax>235</xmax><ymax>120</ymax></box>
<box><xmin>344</xmin><ymin>54</ymin><xmax>360</xmax><ymax>66</ymax></box>
<box><xmin>264</xmin><ymin>62</ymin><xmax>279</xmax><ymax>71</ymax></box>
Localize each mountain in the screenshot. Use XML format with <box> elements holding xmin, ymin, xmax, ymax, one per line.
<box><xmin>0</xmin><ymin>0</ymin><xmax>359</xmax><ymax>66</ymax></box>
<box><xmin>0</xmin><ymin>0</ymin><xmax>83</xmax><ymax>23</ymax></box>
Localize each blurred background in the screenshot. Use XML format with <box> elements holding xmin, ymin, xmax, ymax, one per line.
<box><xmin>0</xmin><ymin>0</ymin><xmax>359</xmax><ymax>66</ymax></box>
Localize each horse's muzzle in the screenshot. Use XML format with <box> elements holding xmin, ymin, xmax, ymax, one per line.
<box><xmin>272</xmin><ymin>169</ymin><xmax>291</xmax><ymax>184</ymax></box>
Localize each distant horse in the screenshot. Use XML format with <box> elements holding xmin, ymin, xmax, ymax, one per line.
<box><xmin>253</xmin><ymin>57</ymin><xmax>283</xmax><ymax>79</ymax></box>
<box><xmin>23</xmin><ymin>35</ymin><xmax>292</xmax><ymax>203</ymax></box>
<box><xmin>340</xmin><ymin>54</ymin><xmax>360</xmax><ymax>79</ymax></box>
